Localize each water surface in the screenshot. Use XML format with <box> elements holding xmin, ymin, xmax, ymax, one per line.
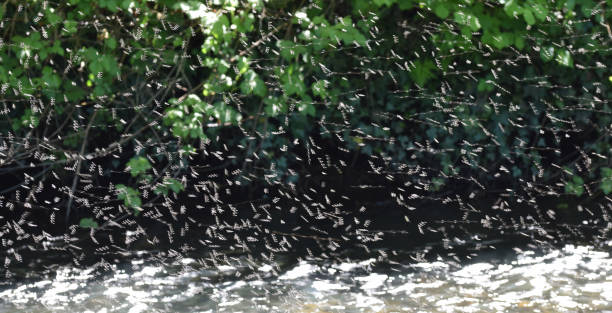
<box><xmin>1</xmin><ymin>242</ymin><xmax>611</xmax><ymax>312</ymax></box>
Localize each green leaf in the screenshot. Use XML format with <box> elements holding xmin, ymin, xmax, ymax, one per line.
<box><xmin>398</xmin><ymin>0</ymin><xmax>414</xmax><ymax>10</ymax></box>
<box><xmin>179</xmin><ymin>1</ymin><xmax>210</xmax><ymax>19</ymax></box>
<box><xmin>565</xmin><ymin>176</ymin><xmax>584</xmax><ymax>196</ymax></box>
<box><xmin>409</xmin><ymin>59</ymin><xmax>436</xmax><ymax>87</ymax></box>
<box><xmin>42</xmin><ymin>66</ymin><xmax>61</xmax><ymax>88</ymax></box>
<box><xmin>127</xmin><ymin>156</ymin><xmax>151</xmax><ymax>177</ymax></box>
<box><xmin>373</xmin><ymin>0</ymin><xmax>395</xmax><ymax>7</ymax></box>
<box><xmin>602</xmin><ymin>180</ymin><xmax>612</xmax><ymax>195</ymax></box>
<box><xmin>205</xmin><ymin>102</ymin><xmax>242</xmax><ymax>124</ymax></box>
<box><xmin>264</xmin><ymin>96</ymin><xmax>287</xmax><ymax>116</ymax></box>
<box><xmin>237</xmin><ymin>56</ymin><xmax>249</xmax><ymax>75</ymax></box>
<box><xmin>154</xmin><ymin>178</ymin><xmax>184</xmax><ymax>195</ymax></box>
<box><xmin>602</xmin><ymin>167</ymin><xmax>612</xmax><ymax>194</ymax></box>
<box><xmin>116</xmin><ymin>184</ymin><xmax>142</xmax><ymax>214</ymax></box>
<box><xmin>434</xmin><ymin>3</ymin><xmax>450</xmax><ymax>19</ymax></box>
<box><xmin>487</xmin><ymin>32</ymin><xmax>513</xmax><ymax>49</ymax></box>
<box><xmin>302</xmin><ymin>102</ymin><xmax>316</xmax><ymax>117</ymax></box>
<box><xmin>311</xmin><ymin>80</ymin><xmax>327</xmax><ymax>98</ymax></box>
<box><xmin>240</xmin><ymin>70</ymin><xmax>267</xmax><ymax>97</ymax></box>
<box><xmin>540</xmin><ymin>46</ymin><xmax>555</xmax><ymax>62</ymax></box>
<box><xmin>514</xmin><ymin>36</ymin><xmax>525</xmax><ymax>50</ymax></box>
<box><xmin>236</xmin><ymin>12</ymin><xmax>255</xmax><ymax>32</ymax></box>
<box><xmin>166</xmin><ymin>178</ymin><xmax>184</xmax><ymax>193</ymax></box>
<box><xmin>277</xmin><ymin>40</ymin><xmax>307</xmax><ymax>61</ymax></box>
<box><xmin>523</xmin><ymin>9</ymin><xmax>536</xmax><ymax>25</ymax></box>
<box><xmin>47</xmin><ymin>12</ymin><xmax>62</xmax><ymax>25</ymax></box>
<box><xmin>477</xmin><ymin>78</ymin><xmax>494</xmax><ymax>92</ymax></box>
<box><xmin>531</xmin><ymin>0</ymin><xmax>548</xmax><ymax>21</ymax></box>
<box><xmin>79</xmin><ymin>218</ymin><xmax>99</xmax><ymax>228</ymax></box>
<box><xmin>64</xmin><ymin>20</ymin><xmax>78</xmax><ymax>34</ymax></box>
<box><xmin>280</xmin><ymin>65</ymin><xmax>306</xmax><ymax>96</ymax></box>
<box><xmin>555</xmin><ymin>49</ymin><xmax>573</xmax><ymax>67</ymax></box>
<box><xmin>454</xmin><ymin>11</ymin><xmax>480</xmax><ymax>31</ymax></box>
<box><xmin>154</xmin><ymin>185</ymin><xmax>168</xmax><ymax>196</ymax></box>
<box><xmin>211</xmin><ymin>14</ymin><xmax>230</xmax><ymax>39</ymax></box>
<box><xmin>504</xmin><ymin>0</ymin><xmax>523</xmax><ymax>16</ymax></box>
<box><xmin>573</xmin><ymin>176</ymin><xmax>583</xmax><ymax>185</ymax></box>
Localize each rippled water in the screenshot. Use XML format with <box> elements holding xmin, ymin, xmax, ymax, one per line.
<box><xmin>1</xmin><ymin>243</ymin><xmax>612</xmax><ymax>313</ymax></box>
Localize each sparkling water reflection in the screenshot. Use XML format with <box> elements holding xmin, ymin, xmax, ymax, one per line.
<box><xmin>1</xmin><ymin>243</ymin><xmax>611</xmax><ymax>313</ymax></box>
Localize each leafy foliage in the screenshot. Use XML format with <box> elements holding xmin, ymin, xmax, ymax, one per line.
<box><xmin>154</xmin><ymin>178</ymin><xmax>185</xmax><ymax>196</ymax></box>
<box><xmin>116</xmin><ymin>184</ymin><xmax>142</xmax><ymax>215</ymax></box>
<box><xmin>0</xmin><ymin>0</ymin><xmax>610</xmax><ymax>274</ymax></box>
<box><xmin>127</xmin><ymin>157</ymin><xmax>151</xmax><ymax>178</ymax></box>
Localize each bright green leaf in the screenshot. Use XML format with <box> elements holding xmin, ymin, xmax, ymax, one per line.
<box><xmin>434</xmin><ymin>4</ymin><xmax>450</xmax><ymax>19</ymax></box>
<box><xmin>127</xmin><ymin>156</ymin><xmax>151</xmax><ymax>177</ymax></box>
<box><xmin>523</xmin><ymin>9</ymin><xmax>535</xmax><ymax>25</ymax></box>
<box><xmin>555</xmin><ymin>49</ymin><xmax>573</xmax><ymax>67</ymax></box>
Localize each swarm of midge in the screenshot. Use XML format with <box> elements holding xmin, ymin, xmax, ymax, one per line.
<box><xmin>0</xmin><ymin>0</ymin><xmax>610</xmax><ymax>281</ymax></box>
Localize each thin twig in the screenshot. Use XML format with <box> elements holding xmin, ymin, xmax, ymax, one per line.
<box><xmin>65</xmin><ymin>109</ymin><xmax>98</xmax><ymax>224</ymax></box>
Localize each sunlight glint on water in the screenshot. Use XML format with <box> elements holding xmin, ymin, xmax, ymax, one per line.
<box><xmin>1</xmin><ymin>243</ymin><xmax>611</xmax><ymax>313</ymax></box>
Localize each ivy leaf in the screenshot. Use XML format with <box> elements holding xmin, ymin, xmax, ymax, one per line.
<box><xmin>127</xmin><ymin>156</ymin><xmax>151</xmax><ymax>177</ymax></box>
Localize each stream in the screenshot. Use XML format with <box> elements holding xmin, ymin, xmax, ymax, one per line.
<box><xmin>1</xmin><ymin>240</ymin><xmax>612</xmax><ymax>312</ymax></box>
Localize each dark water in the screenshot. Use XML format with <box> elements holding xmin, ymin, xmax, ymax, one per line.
<box><xmin>1</xmin><ymin>240</ymin><xmax>612</xmax><ymax>313</ymax></box>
